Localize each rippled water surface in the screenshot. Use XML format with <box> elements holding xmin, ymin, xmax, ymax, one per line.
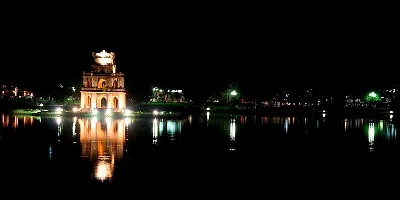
<box><xmin>1</xmin><ymin>112</ymin><xmax>400</xmax><ymax>195</ymax></box>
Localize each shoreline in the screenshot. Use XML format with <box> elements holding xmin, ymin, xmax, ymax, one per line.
<box><xmin>1</xmin><ymin>100</ymin><xmax>397</xmax><ymax>118</ymax></box>
<box><xmin>3</xmin><ymin>106</ymin><xmax>397</xmax><ymax>119</ymax></box>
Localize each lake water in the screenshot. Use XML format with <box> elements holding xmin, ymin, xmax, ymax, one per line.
<box><xmin>1</xmin><ymin>111</ymin><xmax>400</xmax><ymax>195</ymax></box>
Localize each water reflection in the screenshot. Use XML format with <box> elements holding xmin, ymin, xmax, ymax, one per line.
<box><xmin>78</xmin><ymin>116</ymin><xmax>126</xmax><ymax>181</ymax></box>
<box><xmin>1</xmin><ymin>112</ymin><xmax>400</xmax><ymax>189</ymax></box>
<box><xmin>56</xmin><ymin>116</ymin><xmax>62</xmax><ymax>137</ymax></box>
<box><xmin>343</xmin><ymin>117</ymin><xmax>397</xmax><ymax>153</ymax></box>
<box><xmin>230</xmin><ymin>117</ymin><xmax>236</xmax><ymax>151</ymax></box>
<box><xmin>369</xmin><ymin>121</ymin><xmax>375</xmax><ymax>152</ymax></box>
<box><xmin>152</xmin><ymin>117</ymin><xmax>183</xmax><ymax>152</ymax></box>
<box><xmin>1</xmin><ymin>114</ymin><xmax>39</xmax><ymax>130</ymax></box>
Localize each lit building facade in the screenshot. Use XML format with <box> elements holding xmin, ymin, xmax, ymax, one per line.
<box><xmin>80</xmin><ymin>50</ymin><xmax>126</xmax><ymax>112</ymax></box>
<box><xmin>1</xmin><ymin>85</ymin><xmax>33</xmax><ymax>100</ymax></box>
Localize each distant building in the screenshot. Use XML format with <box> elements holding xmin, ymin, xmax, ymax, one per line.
<box><xmin>1</xmin><ymin>85</ymin><xmax>33</xmax><ymax>100</ymax></box>
<box><xmin>80</xmin><ymin>50</ymin><xmax>126</xmax><ymax>112</ymax></box>
<box><xmin>151</xmin><ymin>87</ymin><xmax>185</xmax><ymax>103</ymax></box>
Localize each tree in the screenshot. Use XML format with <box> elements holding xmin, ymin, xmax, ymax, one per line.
<box><xmin>365</xmin><ymin>91</ymin><xmax>381</xmax><ymax>108</ymax></box>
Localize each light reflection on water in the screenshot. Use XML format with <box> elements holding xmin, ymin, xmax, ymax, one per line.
<box><xmin>78</xmin><ymin>117</ymin><xmax>126</xmax><ymax>181</ymax></box>
<box><xmin>1</xmin><ymin>112</ymin><xmax>400</xmax><ymax>189</ymax></box>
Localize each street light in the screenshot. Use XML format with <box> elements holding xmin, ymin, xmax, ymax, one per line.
<box><xmin>72</xmin><ymin>87</ymin><xmax>76</xmax><ymax>104</ymax></box>
<box><xmin>365</xmin><ymin>91</ymin><xmax>381</xmax><ymax>109</ymax></box>
<box><xmin>227</xmin><ymin>90</ymin><xmax>237</xmax><ymax>103</ymax></box>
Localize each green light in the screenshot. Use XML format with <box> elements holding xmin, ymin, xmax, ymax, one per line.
<box><xmin>369</xmin><ymin>92</ymin><xmax>377</xmax><ymax>98</ymax></box>
<box><xmin>365</xmin><ymin>91</ymin><xmax>381</xmax><ymax>103</ymax></box>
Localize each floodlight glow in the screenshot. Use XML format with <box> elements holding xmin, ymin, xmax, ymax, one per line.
<box><xmin>124</xmin><ymin>109</ymin><xmax>132</xmax><ymax>116</ymax></box>
<box><xmin>92</xmin><ymin>109</ymin><xmax>98</xmax><ymax>115</ymax></box>
<box><xmin>56</xmin><ymin>107</ymin><xmax>63</xmax><ymax>113</ymax></box>
<box><xmin>369</xmin><ymin>92</ymin><xmax>377</xmax><ymax>98</ymax></box>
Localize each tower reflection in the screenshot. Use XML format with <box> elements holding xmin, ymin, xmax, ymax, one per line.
<box><xmin>78</xmin><ymin>117</ymin><xmax>126</xmax><ymax>181</ymax></box>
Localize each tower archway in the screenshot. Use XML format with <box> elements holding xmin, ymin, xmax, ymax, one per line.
<box><xmin>97</xmin><ymin>97</ymin><xmax>107</xmax><ymax>108</ymax></box>
<box><xmin>85</xmin><ymin>96</ymin><xmax>91</xmax><ymax>108</ymax></box>
<box><xmin>113</xmin><ymin>97</ymin><xmax>118</xmax><ymax>108</ymax></box>
<box><xmin>98</xmin><ymin>79</ymin><xmax>107</xmax><ymax>89</ymax></box>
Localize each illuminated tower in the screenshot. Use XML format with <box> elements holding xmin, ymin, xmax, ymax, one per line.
<box><xmin>80</xmin><ymin>50</ymin><xmax>126</xmax><ymax>112</ymax></box>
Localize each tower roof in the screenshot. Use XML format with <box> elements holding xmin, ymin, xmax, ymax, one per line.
<box><xmin>92</xmin><ymin>50</ymin><xmax>115</xmax><ymax>66</ymax></box>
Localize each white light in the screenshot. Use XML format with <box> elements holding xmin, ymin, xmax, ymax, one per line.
<box><xmin>56</xmin><ymin>107</ymin><xmax>63</xmax><ymax>113</ymax></box>
<box><xmin>124</xmin><ymin>109</ymin><xmax>132</xmax><ymax>116</ymax></box>
<box><xmin>92</xmin><ymin>109</ymin><xmax>98</xmax><ymax>115</ymax></box>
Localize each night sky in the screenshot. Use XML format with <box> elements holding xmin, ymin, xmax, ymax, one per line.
<box><xmin>1</xmin><ymin>5</ymin><xmax>398</xmax><ymax>101</ymax></box>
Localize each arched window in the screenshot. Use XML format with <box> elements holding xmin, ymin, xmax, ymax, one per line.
<box><xmin>113</xmin><ymin>80</ymin><xmax>118</xmax><ymax>89</ymax></box>
<box><xmin>101</xmin><ymin>97</ymin><xmax>107</xmax><ymax>108</ymax></box>
<box><xmin>113</xmin><ymin>97</ymin><xmax>118</xmax><ymax>108</ymax></box>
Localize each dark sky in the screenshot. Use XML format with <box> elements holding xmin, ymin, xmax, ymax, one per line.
<box><xmin>1</xmin><ymin>5</ymin><xmax>398</xmax><ymax>100</ymax></box>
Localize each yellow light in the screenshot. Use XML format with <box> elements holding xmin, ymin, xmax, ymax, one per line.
<box><xmin>96</xmin><ymin>50</ymin><xmax>111</xmax><ymax>58</ymax></box>
<box><xmin>98</xmin><ymin>58</ymin><xmax>112</xmax><ymax>65</ymax></box>
<box><xmin>93</xmin><ymin>50</ymin><xmax>115</xmax><ymax>65</ymax></box>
